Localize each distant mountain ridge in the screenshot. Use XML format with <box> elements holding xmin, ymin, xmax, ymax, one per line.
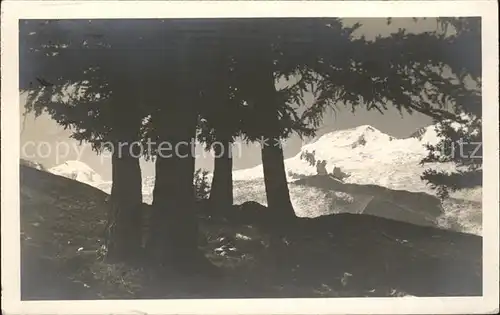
<box><xmin>29</xmin><ymin>122</ymin><xmax>481</xmax><ymax>235</ymax></box>
<box><xmin>232</xmin><ymin>123</ymin><xmax>480</xmax><ymax>202</ymax></box>
<box><xmin>20</xmin><ymin>158</ymin><xmax>46</xmax><ymax>171</ymax></box>
<box><xmin>234</xmin><ymin>123</ymin><xmax>437</xmax><ymax>178</ymax></box>
<box><xmin>40</xmin><ymin>123</ymin><xmax>480</xmax><ymax>204</ymax></box>
<box><xmin>48</xmin><ymin>160</ymin><xmax>110</xmax><ymax>190</ymax></box>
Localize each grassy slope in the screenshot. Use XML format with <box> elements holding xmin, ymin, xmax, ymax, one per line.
<box><xmin>20</xmin><ymin>165</ymin><xmax>482</xmax><ymax>300</ymax></box>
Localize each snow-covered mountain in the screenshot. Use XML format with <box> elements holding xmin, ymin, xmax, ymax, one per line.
<box><xmin>49</xmin><ymin>160</ymin><xmax>111</xmax><ymax>190</ymax></box>
<box><xmin>230</xmin><ymin>124</ymin><xmax>481</xmax><ymax>235</ymax></box>
<box><xmin>233</xmin><ymin>124</ymin><xmax>479</xmax><ymax>201</ymax></box>
<box><xmin>20</xmin><ymin>159</ymin><xmax>46</xmax><ymax>171</ymax></box>
<box><xmin>46</xmin><ymin>123</ymin><xmax>480</xmax><ymax>204</ymax></box>
<box><xmin>137</xmin><ymin>123</ymin><xmax>479</xmax><ymax>204</ymax></box>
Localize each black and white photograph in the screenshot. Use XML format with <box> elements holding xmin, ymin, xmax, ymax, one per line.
<box><xmin>2</xmin><ymin>1</ymin><xmax>499</xmax><ymax>314</ymax></box>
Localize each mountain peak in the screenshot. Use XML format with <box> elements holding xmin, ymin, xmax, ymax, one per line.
<box><xmin>308</xmin><ymin>124</ymin><xmax>391</xmax><ymax>149</ymax></box>
<box><xmin>57</xmin><ymin>160</ymin><xmax>94</xmax><ymax>170</ymax></box>
<box><xmin>234</xmin><ymin>123</ymin><xmax>444</xmax><ymax>184</ymax></box>
<box><xmin>356</xmin><ymin>124</ymin><xmax>377</xmax><ymax>132</ymax></box>
<box><xmin>20</xmin><ymin>158</ymin><xmax>46</xmax><ymax>171</ymax></box>
<box><xmin>49</xmin><ymin>160</ymin><xmax>104</xmax><ymax>185</ymax></box>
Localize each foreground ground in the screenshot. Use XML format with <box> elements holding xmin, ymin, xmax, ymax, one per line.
<box><xmin>20</xmin><ymin>165</ymin><xmax>482</xmax><ymax>300</ymax></box>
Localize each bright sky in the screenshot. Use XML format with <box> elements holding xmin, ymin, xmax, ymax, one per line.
<box><xmin>20</xmin><ymin>18</ymin><xmax>441</xmax><ymax>180</ymax></box>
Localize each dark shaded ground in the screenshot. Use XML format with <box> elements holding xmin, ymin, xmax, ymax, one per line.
<box><xmin>20</xmin><ymin>165</ymin><xmax>482</xmax><ymax>300</ymax></box>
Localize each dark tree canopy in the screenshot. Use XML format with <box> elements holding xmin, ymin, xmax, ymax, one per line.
<box><xmin>21</xmin><ymin>18</ymin><xmax>479</xmax><ymax>152</ymax></box>
<box><xmin>418</xmin><ymin>17</ymin><xmax>482</xmax><ymax>199</ymax></box>
<box><xmin>19</xmin><ymin>17</ymin><xmax>482</xmax><ymax>264</ymax></box>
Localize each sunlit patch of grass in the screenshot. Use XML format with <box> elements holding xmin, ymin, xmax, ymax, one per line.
<box><xmin>233</xmin><ymin>179</ymin><xmax>267</xmax><ymax>206</ymax></box>
<box><xmin>289</xmin><ymin>185</ymin><xmax>334</xmax><ymax>217</ymax></box>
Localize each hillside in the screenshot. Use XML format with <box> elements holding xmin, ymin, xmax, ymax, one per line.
<box><xmin>20</xmin><ymin>163</ymin><xmax>482</xmax><ymax>299</ymax></box>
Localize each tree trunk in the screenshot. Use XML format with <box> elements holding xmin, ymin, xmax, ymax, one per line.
<box><xmin>147</xmin><ymin>38</ymin><xmax>216</xmax><ymax>273</ymax></box>
<box><xmin>253</xmin><ymin>66</ymin><xmax>296</xmax><ymax>219</ymax></box>
<box><xmin>148</xmin><ymin>94</ymin><xmax>200</xmax><ymax>267</ymax></box>
<box><xmin>149</xmin><ymin>145</ymin><xmax>199</xmax><ymax>266</ymax></box>
<box><xmin>209</xmin><ymin>139</ymin><xmax>233</xmax><ymax>214</ymax></box>
<box><xmin>105</xmin><ymin>81</ymin><xmax>144</xmax><ymax>263</ymax></box>
<box><xmin>261</xmin><ymin>136</ymin><xmax>295</xmax><ymax>217</ymax></box>
<box><xmin>106</xmin><ymin>144</ymin><xmax>143</xmax><ymax>262</ymax></box>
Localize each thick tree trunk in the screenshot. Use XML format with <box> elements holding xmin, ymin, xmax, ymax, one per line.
<box><xmin>150</xmin><ymin>147</ymin><xmax>198</xmax><ymax>265</ymax></box>
<box><xmin>261</xmin><ymin>136</ymin><xmax>295</xmax><ymax>217</ymax></box>
<box><xmin>105</xmin><ymin>81</ymin><xmax>144</xmax><ymax>263</ymax></box>
<box><xmin>209</xmin><ymin>139</ymin><xmax>233</xmax><ymax>214</ymax></box>
<box><xmin>148</xmin><ymin>94</ymin><xmax>200</xmax><ymax>267</ymax></box>
<box><xmin>253</xmin><ymin>67</ymin><xmax>296</xmax><ymax>219</ymax></box>
<box><xmin>106</xmin><ymin>143</ymin><xmax>143</xmax><ymax>262</ymax></box>
<box><xmin>147</xmin><ymin>38</ymin><xmax>216</xmax><ymax>273</ymax></box>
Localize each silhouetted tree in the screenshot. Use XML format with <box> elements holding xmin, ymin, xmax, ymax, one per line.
<box><xmin>418</xmin><ymin>18</ymin><xmax>482</xmax><ymax>198</ymax></box>
<box><xmin>226</xmin><ymin>20</ymin><xmax>350</xmax><ymax>219</ymax></box>
<box><xmin>19</xmin><ymin>20</ymin><xmax>208</xmax><ymax>263</ymax></box>
<box><xmin>302</xmin><ymin>18</ymin><xmax>482</xmax><ymax>201</ymax></box>
<box><xmin>227</xmin><ymin>18</ymin><xmax>475</xmax><ymax>220</ymax></box>
<box><xmin>195</xmin><ymin>35</ymin><xmax>242</xmax><ymax>214</ymax></box>
<box><xmin>19</xmin><ymin>20</ymin><xmax>151</xmax><ymax>261</ymax></box>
